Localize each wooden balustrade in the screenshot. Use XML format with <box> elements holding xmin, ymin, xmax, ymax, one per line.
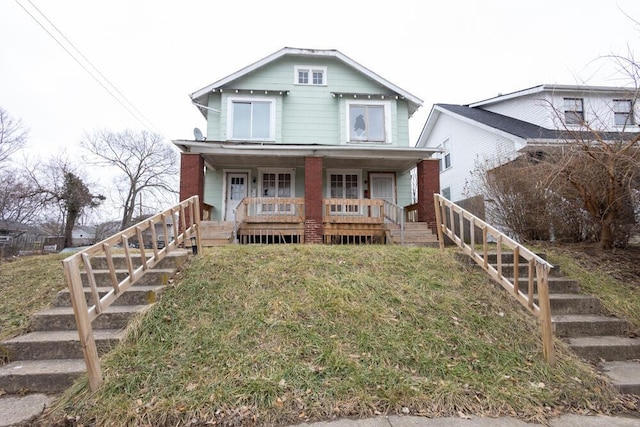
<box><xmin>324</xmin><ymin>198</ymin><xmax>384</xmax><ymax>224</ymax></box>
<box><xmin>62</xmin><ymin>196</ymin><xmax>201</xmax><ymax>391</ymax></box>
<box><xmin>433</xmin><ymin>194</ymin><xmax>555</xmax><ymax>363</ymax></box>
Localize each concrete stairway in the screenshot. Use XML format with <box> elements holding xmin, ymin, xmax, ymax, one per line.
<box><xmin>386</xmin><ymin>222</ymin><xmax>439</xmax><ymax>247</ymax></box>
<box><xmin>0</xmin><ymin>250</ymin><xmax>188</xmax><ymax>394</ymax></box>
<box><xmin>486</xmin><ymin>252</ymin><xmax>640</xmax><ymax>395</ymax></box>
<box><xmin>200</xmin><ymin>221</ymin><xmax>235</xmax><ymax>245</ymax></box>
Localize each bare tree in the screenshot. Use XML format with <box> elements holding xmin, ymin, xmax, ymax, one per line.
<box><xmin>81</xmin><ymin>129</ymin><xmax>178</xmax><ymax>230</ymax></box>
<box><xmin>0</xmin><ymin>107</ymin><xmax>28</xmax><ymax>165</ymax></box>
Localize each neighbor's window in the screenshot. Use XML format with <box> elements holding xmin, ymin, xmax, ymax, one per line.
<box><xmin>441</xmin><ymin>187</ymin><xmax>451</xmax><ymax>200</ymax></box>
<box><xmin>439</xmin><ymin>139</ymin><xmax>451</xmax><ymax>172</ymax></box>
<box><xmin>228</xmin><ymin>97</ymin><xmax>275</xmax><ymax>140</ymax></box>
<box><xmin>349</xmin><ymin>104</ymin><xmax>385</xmax><ymax>142</ymax></box>
<box><xmin>294</xmin><ymin>65</ymin><xmax>327</xmax><ymax>85</ymax></box>
<box><xmin>563</xmin><ymin>98</ymin><xmax>584</xmax><ymax>125</ymax></box>
<box><xmin>613</xmin><ymin>99</ymin><xmax>635</xmax><ymax>126</ymax></box>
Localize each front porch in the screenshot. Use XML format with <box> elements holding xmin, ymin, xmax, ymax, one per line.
<box><xmin>199</xmin><ymin>197</ymin><xmax>438</xmax><ymax>245</ymax></box>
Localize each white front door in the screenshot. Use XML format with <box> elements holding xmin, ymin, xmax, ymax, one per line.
<box><xmin>225</xmin><ymin>173</ymin><xmax>248</xmax><ymax>221</ymax></box>
<box><xmin>369</xmin><ymin>173</ymin><xmax>396</xmax><ymax>204</ymax></box>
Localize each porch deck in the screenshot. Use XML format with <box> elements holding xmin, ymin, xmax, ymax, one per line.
<box><xmin>200</xmin><ymin>197</ymin><xmax>436</xmax><ymax>245</ymax></box>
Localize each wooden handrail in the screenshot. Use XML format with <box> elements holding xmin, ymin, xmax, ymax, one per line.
<box><xmin>62</xmin><ymin>196</ymin><xmax>201</xmax><ymax>391</ymax></box>
<box><xmin>433</xmin><ymin>194</ymin><xmax>555</xmax><ymax>363</ymax></box>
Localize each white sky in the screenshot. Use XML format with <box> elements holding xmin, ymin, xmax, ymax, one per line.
<box><xmin>2</xmin><ymin>0</ymin><xmax>639</xmax><ymax>163</ymax></box>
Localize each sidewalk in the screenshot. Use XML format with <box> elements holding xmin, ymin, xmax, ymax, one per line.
<box><xmin>2</xmin><ymin>395</ymin><xmax>639</xmax><ymax>427</ymax></box>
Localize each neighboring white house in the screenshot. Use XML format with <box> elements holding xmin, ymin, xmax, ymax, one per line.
<box><xmin>416</xmin><ymin>84</ymin><xmax>640</xmax><ymax>208</ymax></box>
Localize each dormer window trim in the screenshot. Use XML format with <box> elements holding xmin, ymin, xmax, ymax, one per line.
<box><xmin>294</xmin><ymin>65</ymin><xmax>327</xmax><ymax>86</ymax></box>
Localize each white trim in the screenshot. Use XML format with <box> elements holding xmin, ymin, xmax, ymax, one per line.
<box><xmin>326</xmin><ymin>169</ymin><xmax>363</xmax><ymax>199</ymax></box>
<box><xmin>221</xmin><ymin>169</ymin><xmax>251</xmax><ymax>221</ymax></box>
<box><xmin>226</xmin><ymin>95</ymin><xmax>276</xmax><ymax>141</ymax></box>
<box><xmin>345</xmin><ymin>100</ymin><xmax>392</xmax><ymax>144</ymax></box>
<box><xmin>294</xmin><ymin>65</ymin><xmax>328</xmax><ymax>86</ymax></box>
<box><xmin>257</xmin><ymin>167</ymin><xmax>296</xmax><ymax>198</ymax></box>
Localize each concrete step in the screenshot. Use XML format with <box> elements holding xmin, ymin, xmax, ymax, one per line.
<box><xmin>486</xmin><ymin>251</ymin><xmax>548</xmax><ymax>264</ymax></box>
<box><xmin>88</xmin><ymin>249</ymin><xmax>189</xmax><ymax>270</ymax></box>
<box><xmin>545</xmin><ymin>294</ymin><xmax>603</xmax><ymax>315</ymax></box>
<box><xmin>81</xmin><ymin>268</ymin><xmax>176</xmax><ymax>287</ymax></box>
<box><xmin>2</xmin><ymin>329</ymin><xmax>124</xmax><ymax>361</ymax></box>
<box><xmin>515</xmin><ymin>277</ymin><xmax>581</xmax><ymax>294</ymax></box>
<box><xmin>553</xmin><ymin>314</ymin><xmax>630</xmax><ymax>338</ymax></box>
<box><xmin>566</xmin><ymin>336</ymin><xmax>640</xmax><ymax>361</ymax></box>
<box><xmin>599</xmin><ymin>360</ymin><xmax>640</xmax><ymax>395</ymax></box>
<box><xmin>31</xmin><ymin>305</ymin><xmax>152</xmax><ymax>331</ymax></box>
<box><xmin>494</xmin><ymin>263</ymin><xmax>563</xmax><ymax>277</ymax></box>
<box><xmin>0</xmin><ymin>359</ymin><xmax>85</xmax><ymax>393</ymax></box>
<box><xmin>53</xmin><ymin>285</ymin><xmax>165</xmax><ymax>307</ymax></box>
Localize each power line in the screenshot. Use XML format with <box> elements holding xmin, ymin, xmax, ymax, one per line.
<box><xmin>14</xmin><ymin>0</ymin><xmax>164</xmax><ymax>136</ymax></box>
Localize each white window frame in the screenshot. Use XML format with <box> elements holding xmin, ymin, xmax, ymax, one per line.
<box><xmin>294</xmin><ymin>65</ymin><xmax>327</xmax><ymax>86</ymax></box>
<box><xmin>226</xmin><ymin>96</ymin><xmax>276</xmax><ymax>141</ymax></box>
<box><xmin>346</xmin><ymin>100</ymin><xmax>392</xmax><ymax>144</ymax></box>
<box><xmin>438</xmin><ymin>138</ymin><xmax>451</xmax><ymax>172</ymax></box>
<box><xmin>257</xmin><ymin>168</ymin><xmax>296</xmax><ymax>215</ymax></box>
<box><xmin>613</xmin><ymin>99</ymin><xmax>635</xmax><ymax>126</ymax></box>
<box><xmin>563</xmin><ymin>97</ymin><xmax>584</xmax><ymax>125</ymax></box>
<box><xmin>326</xmin><ymin>169</ymin><xmax>363</xmax><ymax>215</ymax></box>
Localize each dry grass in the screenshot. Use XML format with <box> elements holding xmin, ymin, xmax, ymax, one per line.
<box><xmin>44</xmin><ymin>245</ymin><xmax>633</xmax><ymax>427</ymax></box>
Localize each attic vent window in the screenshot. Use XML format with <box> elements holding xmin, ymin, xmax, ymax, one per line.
<box><xmin>294</xmin><ymin>65</ymin><xmax>327</xmax><ymax>86</ymax></box>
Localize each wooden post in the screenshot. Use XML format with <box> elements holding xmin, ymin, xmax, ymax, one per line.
<box><xmin>433</xmin><ymin>194</ymin><xmax>445</xmax><ymax>251</ymax></box>
<box><xmin>63</xmin><ymin>257</ymin><xmax>103</xmax><ymax>391</ymax></box>
<box><xmin>536</xmin><ymin>262</ymin><xmax>555</xmax><ymax>364</ymax></box>
<box><xmin>194</xmin><ymin>196</ymin><xmax>203</xmax><ymax>255</ymax></box>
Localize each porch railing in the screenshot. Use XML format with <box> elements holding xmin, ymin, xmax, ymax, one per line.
<box><xmin>62</xmin><ymin>196</ymin><xmax>201</xmax><ymax>391</ymax></box>
<box><xmin>383</xmin><ymin>200</ymin><xmax>405</xmax><ymax>245</ymax></box>
<box><xmin>323</xmin><ymin>198</ymin><xmax>384</xmax><ymax>223</ymax></box>
<box><xmin>433</xmin><ymin>194</ymin><xmax>555</xmax><ymax>363</ymax></box>
<box><xmin>236</xmin><ymin>197</ymin><xmax>305</xmax><ymax>224</ymax></box>
<box><xmin>404</xmin><ymin>203</ymin><xmax>418</xmax><ymax>223</ymax></box>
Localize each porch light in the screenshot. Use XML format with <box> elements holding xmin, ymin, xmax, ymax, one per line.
<box><xmin>190</xmin><ymin>236</ymin><xmax>198</xmax><ymax>255</ymax></box>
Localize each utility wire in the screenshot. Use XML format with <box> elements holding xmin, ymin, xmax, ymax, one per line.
<box><xmin>14</xmin><ymin>0</ymin><xmax>164</xmax><ymax>136</ymax></box>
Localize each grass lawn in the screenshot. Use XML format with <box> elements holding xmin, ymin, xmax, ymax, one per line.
<box><xmin>0</xmin><ymin>253</ymin><xmax>68</xmax><ymax>343</ymax></box>
<box><xmin>44</xmin><ymin>245</ymin><xmax>635</xmax><ymax>427</ymax></box>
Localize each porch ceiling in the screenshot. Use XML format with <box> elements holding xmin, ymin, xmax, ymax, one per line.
<box><xmin>173</xmin><ymin>140</ymin><xmax>440</xmax><ymax>172</ymax></box>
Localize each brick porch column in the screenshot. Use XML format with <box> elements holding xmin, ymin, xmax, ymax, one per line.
<box><xmin>416</xmin><ymin>159</ymin><xmax>440</xmax><ymax>230</ymax></box>
<box><xmin>304</xmin><ymin>156</ymin><xmax>324</xmax><ymax>244</ymax></box>
<box><xmin>179</xmin><ymin>153</ymin><xmax>205</xmax><ymax>222</ymax></box>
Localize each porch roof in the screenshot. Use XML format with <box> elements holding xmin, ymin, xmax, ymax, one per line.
<box><xmin>173</xmin><ymin>140</ymin><xmax>439</xmax><ymax>173</ymax></box>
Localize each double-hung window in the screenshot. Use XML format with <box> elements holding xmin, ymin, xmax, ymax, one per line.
<box><xmin>613</xmin><ymin>99</ymin><xmax>635</xmax><ymax>126</ymax></box>
<box><xmin>347</xmin><ymin>101</ymin><xmax>390</xmax><ymax>143</ymax></box>
<box><xmin>228</xmin><ymin>97</ymin><xmax>275</xmax><ymax>140</ymax></box>
<box><xmin>563</xmin><ymin>98</ymin><xmax>584</xmax><ymax>125</ymax></box>
<box><xmin>439</xmin><ymin>139</ymin><xmax>451</xmax><ymax>172</ymax></box>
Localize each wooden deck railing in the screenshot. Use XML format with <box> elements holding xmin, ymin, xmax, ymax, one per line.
<box><xmin>433</xmin><ymin>194</ymin><xmax>555</xmax><ymax>363</ymax></box>
<box><xmin>324</xmin><ymin>198</ymin><xmax>384</xmax><ymax>223</ymax></box>
<box><xmin>404</xmin><ymin>203</ymin><xmax>418</xmax><ymax>223</ymax></box>
<box><xmin>236</xmin><ymin>197</ymin><xmax>305</xmax><ymax>224</ymax></box>
<box><xmin>62</xmin><ymin>196</ymin><xmax>201</xmax><ymax>391</ymax></box>
<box><xmin>383</xmin><ymin>200</ymin><xmax>405</xmax><ymax>245</ymax></box>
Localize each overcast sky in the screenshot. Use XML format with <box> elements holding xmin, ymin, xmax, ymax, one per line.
<box><xmin>2</xmin><ymin>0</ymin><xmax>639</xmax><ymax>161</ymax></box>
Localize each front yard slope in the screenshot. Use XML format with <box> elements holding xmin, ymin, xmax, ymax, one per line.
<box><xmin>49</xmin><ymin>246</ymin><xmax>631</xmax><ymax>426</ymax></box>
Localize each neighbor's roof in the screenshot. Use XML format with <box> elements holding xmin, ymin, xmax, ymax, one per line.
<box><xmin>190</xmin><ymin>47</ymin><xmax>423</xmax><ymax>116</ymax></box>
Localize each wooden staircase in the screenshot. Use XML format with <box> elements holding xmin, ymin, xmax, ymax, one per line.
<box><xmin>200</xmin><ymin>221</ymin><xmax>235</xmax><ymax>245</ymax></box>
<box><xmin>386</xmin><ymin>222</ymin><xmax>439</xmax><ymax>247</ymax></box>
<box><xmin>486</xmin><ymin>252</ymin><xmax>640</xmax><ymax>395</ymax></box>
<box><xmin>0</xmin><ymin>250</ymin><xmax>189</xmax><ymax>394</ymax></box>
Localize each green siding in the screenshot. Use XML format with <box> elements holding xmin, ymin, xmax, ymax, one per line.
<box><xmin>204</xmin><ymin>168</ymin><xmax>224</xmax><ymax>221</ymax></box>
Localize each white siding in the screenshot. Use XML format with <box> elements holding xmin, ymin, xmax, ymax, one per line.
<box><xmin>422</xmin><ymin>113</ymin><xmax>519</xmax><ymax>202</ymax></box>
<box><xmin>480</xmin><ymin>93</ymin><xmax>554</xmax><ymax>128</ymax></box>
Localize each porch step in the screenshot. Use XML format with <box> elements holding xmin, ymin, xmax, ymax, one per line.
<box><xmin>80</xmin><ymin>268</ymin><xmax>177</xmax><ymax>287</ymax></box>
<box><xmin>0</xmin><ymin>359</ymin><xmax>86</xmax><ymax>394</ymax></box>
<box><xmin>200</xmin><ymin>221</ymin><xmax>234</xmax><ymax>246</ymax></box>
<box><xmin>386</xmin><ymin>222</ymin><xmax>438</xmax><ymax>247</ymax></box>
<box><xmin>31</xmin><ymin>305</ymin><xmax>152</xmax><ymax>331</ymax></box>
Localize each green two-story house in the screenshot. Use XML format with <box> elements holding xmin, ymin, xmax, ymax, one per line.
<box><xmin>174</xmin><ymin>47</ymin><xmax>440</xmax><ymax>244</ymax></box>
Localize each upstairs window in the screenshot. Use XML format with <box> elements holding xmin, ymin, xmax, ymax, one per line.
<box><xmin>348</xmin><ymin>103</ymin><xmax>390</xmax><ymax>143</ymax></box>
<box><xmin>228</xmin><ymin>97</ymin><xmax>275</xmax><ymax>140</ymax></box>
<box><xmin>613</xmin><ymin>99</ymin><xmax>635</xmax><ymax>126</ymax></box>
<box><xmin>294</xmin><ymin>65</ymin><xmax>327</xmax><ymax>85</ymax></box>
<box><xmin>563</xmin><ymin>98</ymin><xmax>584</xmax><ymax>125</ymax></box>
